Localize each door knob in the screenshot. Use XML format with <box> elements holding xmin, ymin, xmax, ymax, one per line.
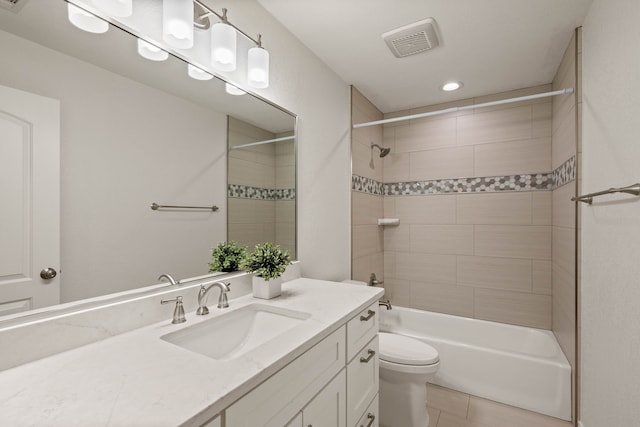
<box><xmin>40</xmin><ymin>268</ymin><xmax>57</xmax><ymax>280</ymax></box>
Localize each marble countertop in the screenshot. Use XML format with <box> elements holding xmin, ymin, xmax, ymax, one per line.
<box><xmin>0</xmin><ymin>278</ymin><xmax>383</xmax><ymax>427</ymax></box>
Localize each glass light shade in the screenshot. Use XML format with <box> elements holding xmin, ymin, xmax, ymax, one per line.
<box><xmin>93</xmin><ymin>0</ymin><xmax>132</xmax><ymax>17</ymax></box>
<box><xmin>247</xmin><ymin>47</ymin><xmax>269</xmax><ymax>89</ymax></box>
<box><xmin>211</xmin><ymin>22</ymin><xmax>237</xmax><ymax>71</ymax></box>
<box><xmin>225</xmin><ymin>83</ymin><xmax>246</xmax><ymax>96</ymax></box>
<box><xmin>67</xmin><ymin>3</ymin><xmax>109</xmax><ymax>34</ymax></box>
<box><xmin>188</xmin><ymin>64</ymin><xmax>213</xmax><ymax>80</ymax></box>
<box><xmin>137</xmin><ymin>39</ymin><xmax>169</xmax><ymax>61</ymax></box>
<box><xmin>162</xmin><ymin>0</ymin><xmax>194</xmax><ymax>49</ymax></box>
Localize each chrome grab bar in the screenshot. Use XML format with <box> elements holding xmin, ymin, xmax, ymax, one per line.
<box><xmin>572</xmin><ymin>183</ymin><xmax>640</xmax><ymax>204</ymax></box>
<box><xmin>151</xmin><ymin>202</ymin><xmax>219</xmax><ymax>211</ymax></box>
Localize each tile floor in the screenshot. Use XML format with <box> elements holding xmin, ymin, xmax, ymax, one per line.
<box><xmin>426</xmin><ymin>384</ymin><xmax>572</xmax><ymax>427</ymax></box>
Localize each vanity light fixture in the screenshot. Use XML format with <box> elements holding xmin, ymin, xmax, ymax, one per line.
<box><xmin>441</xmin><ymin>81</ymin><xmax>463</xmax><ymax>92</ymax></box>
<box><xmin>225</xmin><ymin>83</ymin><xmax>246</xmax><ymax>96</ymax></box>
<box><xmin>247</xmin><ymin>35</ymin><xmax>269</xmax><ymax>89</ymax></box>
<box><xmin>211</xmin><ymin>8</ymin><xmax>237</xmax><ymax>71</ymax></box>
<box><xmin>188</xmin><ymin>64</ymin><xmax>213</xmax><ymax>80</ymax></box>
<box><xmin>67</xmin><ymin>3</ymin><xmax>109</xmax><ymax>34</ymax></box>
<box><xmin>93</xmin><ymin>0</ymin><xmax>132</xmax><ymax>18</ymax></box>
<box><xmin>163</xmin><ymin>0</ymin><xmax>195</xmax><ymax>49</ymax></box>
<box><xmin>137</xmin><ymin>39</ymin><xmax>169</xmax><ymax>61</ymax></box>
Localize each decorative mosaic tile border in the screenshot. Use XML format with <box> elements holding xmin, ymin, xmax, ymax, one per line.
<box><xmin>228</xmin><ymin>184</ymin><xmax>295</xmax><ymax>201</ymax></box>
<box><xmin>384</xmin><ymin>174</ymin><xmax>552</xmax><ymax>195</ymax></box>
<box><xmin>352</xmin><ymin>175</ymin><xmax>384</xmax><ymax>196</ymax></box>
<box><xmin>352</xmin><ymin>155</ymin><xmax>577</xmax><ymax>197</ymax></box>
<box><xmin>552</xmin><ymin>156</ymin><xmax>576</xmax><ymax>189</ymax></box>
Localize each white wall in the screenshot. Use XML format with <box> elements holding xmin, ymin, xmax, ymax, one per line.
<box><xmin>0</xmin><ymin>29</ymin><xmax>228</xmax><ymax>302</ymax></box>
<box><xmin>199</xmin><ymin>0</ymin><xmax>352</xmax><ymax>282</ymax></box>
<box><xmin>581</xmin><ymin>0</ymin><xmax>640</xmax><ymax>424</ymax></box>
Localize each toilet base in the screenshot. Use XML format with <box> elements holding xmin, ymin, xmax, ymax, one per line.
<box><xmin>379</xmin><ymin>375</ymin><xmax>429</xmax><ymax>427</ymax></box>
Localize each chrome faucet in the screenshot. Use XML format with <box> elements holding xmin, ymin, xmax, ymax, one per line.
<box><xmin>158</xmin><ymin>273</ymin><xmax>178</xmax><ymax>285</ymax></box>
<box><xmin>196</xmin><ymin>281</ymin><xmax>230</xmax><ymax>315</ymax></box>
<box><xmin>379</xmin><ymin>299</ymin><xmax>392</xmax><ymax>310</ymax></box>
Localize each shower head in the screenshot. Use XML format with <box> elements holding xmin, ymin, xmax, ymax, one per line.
<box><xmin>371</xmin><ymin>143</ymin><xmax>391</xmax><ymax>158</ymax></box>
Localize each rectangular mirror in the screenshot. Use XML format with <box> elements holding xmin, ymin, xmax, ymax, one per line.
<box><xmin>0</xmin><ymin>0</ymin><xmax>296</xmax><ymax>320</ymax></box>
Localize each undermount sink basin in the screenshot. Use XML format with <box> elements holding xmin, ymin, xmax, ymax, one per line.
<box><xmin>160</xmin><ymin>304</ymin><xmax>311</xmax><ymax>361</ymax></box>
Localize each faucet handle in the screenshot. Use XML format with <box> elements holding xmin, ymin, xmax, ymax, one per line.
<box><xmin>218</xmin><ymin>284</ymin><xmax>230</xmax><ymax>309</ymax></box>
<box><xmin>161</xmin><ymin>296</ymin><xmax>186</xmax><ymax>324</ymax></box>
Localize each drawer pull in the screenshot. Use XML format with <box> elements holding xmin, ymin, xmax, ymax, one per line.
<box><xmin>360</xmin><ymin>309</ymin><xmax>375</xmax><ymax>321</ymax></box>
<box><xmin>360</xmin><ymin>349</ymin><xmax>375</xmax><ymax>363</ymax></box>
<box><xmin>360</xmin><ymin>413</ymin><xmax>376</xmax><ymax>427</ymax></box>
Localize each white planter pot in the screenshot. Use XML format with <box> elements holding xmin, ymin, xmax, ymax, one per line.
<box><xmin>252</xmin><ymin>275</ymin><xmax>283</xmax><ymax>299</ymax></box>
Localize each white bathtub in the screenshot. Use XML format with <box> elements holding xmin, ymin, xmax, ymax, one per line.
<box><xmin>379</xmin><ymin>306</ymin><xmax>571</xmax><ymax>421</ymax></box>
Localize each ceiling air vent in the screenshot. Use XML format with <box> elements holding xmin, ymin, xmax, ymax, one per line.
<box><xmin>0</xmin><ymin>0</ymin><xmax>27</xmax><ymax>13</ymax></box>
<box><xmin>382</xmin><ymin>18</ymin><xmax>441</xmax><ymax>58</ymax></box>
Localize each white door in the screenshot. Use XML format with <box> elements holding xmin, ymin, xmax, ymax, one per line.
<box><xmin>0</xmin><ymin>84</ymin><xmax>60</xmax><ymax>316</ymax></box>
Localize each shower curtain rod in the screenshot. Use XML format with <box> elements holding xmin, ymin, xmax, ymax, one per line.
<box><xmin>229</xmin><ymin>135</ymin><xmax>295</xmax><ymax>150</ymax></box>
<box><xmin>352</xmin><ymin>87</ymin><xmax>574</xmax><ymax>129</ymax></box>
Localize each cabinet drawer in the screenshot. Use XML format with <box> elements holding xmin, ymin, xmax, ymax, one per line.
<box><xmin>347</xmin><ymin>336</ymin><xmax>379</xmax><ymax>427</ymax></box>
<box><xmin>355</xmin><ymin>394</ymin><xmax>378</xmax><ymax>427</ymax></box>
<box><xmin>226</xmin><ymin>326</ymin><xmax>345</xmax><ymax>427</ymax></box>
<box><xmin>346</xmin><ymin>302</ymin><xmax>378</xmax><ymax>362</ymax></box>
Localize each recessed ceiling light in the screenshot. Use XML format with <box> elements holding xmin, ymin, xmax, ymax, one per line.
<box><xmin>441</xmin><ymin>81</ymin><xmax>463</xmax><ymax>92</ymax></box>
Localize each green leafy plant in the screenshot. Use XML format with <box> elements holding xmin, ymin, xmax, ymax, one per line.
<box><xmin>209</xmin><ymin>241</ymin><xmax>248</xmax><ymax>273</ymax></box>
<box><xmin>240</xmin><ymin>242</ymin><xmax>292</xmax><ymax>281</ymax></box>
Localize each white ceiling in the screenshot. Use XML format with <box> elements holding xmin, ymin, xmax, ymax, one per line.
<box><xmin>258</xmin><ymin>0</ymin><xmax>592</xmax><ymax>113</ymax></box>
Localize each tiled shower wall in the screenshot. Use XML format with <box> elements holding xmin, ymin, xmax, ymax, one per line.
<box><xmin>380</xmin><ymin>86</ymin><xmax>554</xmax><ymax>329</ymax></box>
<box><xmin>351</xmin><ymin>87</ymin><xmax>384</xmax><ymax>285</ymax></box>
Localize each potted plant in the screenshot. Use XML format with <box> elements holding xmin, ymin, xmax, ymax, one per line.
<box><xmin>240</xmin><ymin>242</ymin><xmax>292</xmax><ymax>299</ymax></box>
<box><xmin>208</xmin><ymin>241</ymin><xmax>248</xmax><ymax>273</ymax></box>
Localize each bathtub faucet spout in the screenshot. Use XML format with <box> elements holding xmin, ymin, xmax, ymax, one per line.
<box><xmin>379</xmin><ymin>299</ymin><xmax>392</xmax><ymax>310</ymax></box>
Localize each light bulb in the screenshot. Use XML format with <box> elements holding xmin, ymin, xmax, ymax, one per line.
<box><xmin>162</xmin><ymin>0</ymin><xmax>194</xmax><ymax>49</ymax></box>
<box><xmin>137</xmin><ymin>39</ymin><xmax>169</xmax><ymax>61</ymax></box>
<box><xmin>67</xmin><ymin>3</ymin><xmax>109</xmax><ymax>34</ymax></box>
<box><xmin>247</xmin><ymin>47</ymin><xmax>269</xmax><ymax>89</ymax></box>
<box><xmin>93</xmin><ymin>0</ymin><xmax>132</xmax><ymax>17</ymax></box>
<box><xmin>211</xmin><ymin>22</ymin><xmax>237</xmax><ymax>71</ymax></box>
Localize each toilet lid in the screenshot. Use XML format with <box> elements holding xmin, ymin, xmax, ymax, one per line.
<box><xmin>378</xmin><ymin>332</ymin><xmax>439</xmax><ymax>365</ymax></box>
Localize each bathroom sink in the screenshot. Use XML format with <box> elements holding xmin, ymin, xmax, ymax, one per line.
<box><xmin>160</xmin><ymin>304</ymin><xmax>311</xmax><ymax>361</ymax></box>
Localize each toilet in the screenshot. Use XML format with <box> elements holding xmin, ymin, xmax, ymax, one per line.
<box><xmin>378</xmin><ymin>332</ymin><xmax>440</xmax><ymax>427</ymax></box>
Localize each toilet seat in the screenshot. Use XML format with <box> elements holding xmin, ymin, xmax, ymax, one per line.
<box><xmin>378</xmin><ymin>332</ymin><xmax>439</xmax><ymax>365</ymax></box>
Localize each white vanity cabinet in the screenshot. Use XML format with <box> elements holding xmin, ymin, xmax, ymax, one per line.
<box><xmin>224</xmin><ymin>301</ymin><xmax>380</xmax><ymax>427</ymax></box>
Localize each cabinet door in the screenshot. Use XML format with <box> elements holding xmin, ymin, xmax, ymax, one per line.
<box><xmin>303</xmin><ymin>370</ymin><xmax>346</xmax><ymax>427</ymax></box>
<box><xmin>226</xmin><ymin>327</ymin><xmax>345</xmax><ymax>427</ymax></box>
